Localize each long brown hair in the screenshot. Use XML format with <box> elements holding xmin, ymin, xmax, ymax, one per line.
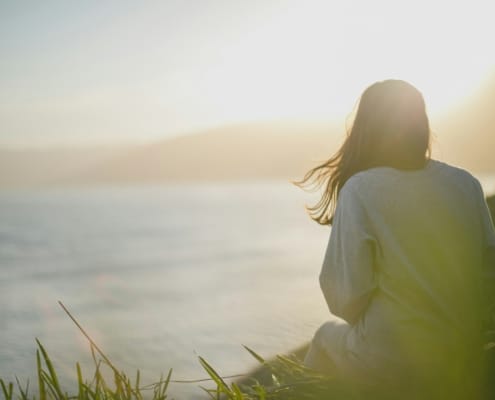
<box><xmin>295</xmin><ymin>79</ymin><xmax>431</xmax><ymax>225</ymax></box>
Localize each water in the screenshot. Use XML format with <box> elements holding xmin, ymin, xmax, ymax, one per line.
<box><xmin>0</xmin><ymin>182</ymin><xmax>329</xmax><ymax>399</ymax></box>
<box><xmin>1</xmin><ymin>175</ymin><xmax>494</xmax><ymax>399</ymax></box>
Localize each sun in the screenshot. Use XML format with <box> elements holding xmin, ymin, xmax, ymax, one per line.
<box><xmin>206</xmin><ymin>0</ymin><xmax>495</xmax><ymax>124</ymax></box>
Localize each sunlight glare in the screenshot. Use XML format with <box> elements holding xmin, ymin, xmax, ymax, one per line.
<box><xmin>205</xmin><ymin>0</ymin><xmax>495</xmax><ymax>123</ymax></box>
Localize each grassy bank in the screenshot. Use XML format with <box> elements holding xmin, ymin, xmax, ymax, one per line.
<box><xmin>2</xmin><ymin>301</ymin><xmax>495</xmax><ymax>400</ymax></box>
<box><xmin>1</xmin><ymin>302</ymin><xmax>338</xmax><ymax>400</ymax></box>
<box><xmin>3</xmin><ymin>336</ymin><xmax>495</xmax><ymax>400</ymax></box>
<box><xmin>0</xmin><ymin>339</ymin><xmax>357</xmax><ymax>400</ymax></box>
<box><xmin>3</xmin><ymin>196</ymin><xmax>495</xmax><ymax>399</ymax></box>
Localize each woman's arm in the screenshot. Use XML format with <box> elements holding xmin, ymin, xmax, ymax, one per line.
<box><xmin>319</xmin><ymin>179</ymin><xmax>377</xmax><ymax>325</ymax></box>
<box><xmin>472</xmin><ymin>181</ymin><xmax>495</xmax><ymax>308</ymax></box>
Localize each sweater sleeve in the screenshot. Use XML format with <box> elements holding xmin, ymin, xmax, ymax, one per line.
<box><xmin>473</xmin><ymin>179</ymin><xmax>495</xmax><ymax>290</ymax></box>
<box><xmin>319</xmin><ymin>180</ymin><xmax>377</xmax><ymax>325</ymax></box>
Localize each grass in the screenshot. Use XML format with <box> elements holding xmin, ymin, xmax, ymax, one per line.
<box><xmin>2</xmin><ymin>302</ymin><xmax>495</xmax><ymax>400</ymax></box>
<box><xmin>1</xmin><ymin>338</ymin><xmax>172</xmax><ymax>400</ymax></box>
<box><xmin>0</xmin><ymin>338</ymin><xmax>362</xmax><ymax>400</ymax></box>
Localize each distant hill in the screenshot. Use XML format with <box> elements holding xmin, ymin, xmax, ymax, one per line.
<box><xmin>66</xmin><ymin>121</ymin><xmax>343</xmax><ymax>184</ymax></box>
<box><xmin>0</xmin><ymin>147</ymin><xmax>128</xmax><ymax>188</ymax></box>
<box><xmin>0</xmin><ymin>121</ymin><xmax>344</xmax><ymax>187</ymax></box>
<box><xmin>1</xmin><ymin>72</ymin><xmax>494</xmax><ymax>188</ymax></box>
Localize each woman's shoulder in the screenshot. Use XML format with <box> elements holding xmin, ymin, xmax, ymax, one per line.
<box><xmin>429</xmin><ymin>159</ymin><xmax>475</xmax><ymax>178</ymax></box>
<box><xmin>342</xmin><ymin>159</ymin><xmax>482</xmax><ymax>197</ymax></box>
<box><xmin>426</xmin><ymin>160</ymin><xmax>482</xmax><ymax>190</ymax></box>
<box><xmin>348</xmin><ymin>159</ymin><xmax>478</xmax><ymax>184</ymax></box>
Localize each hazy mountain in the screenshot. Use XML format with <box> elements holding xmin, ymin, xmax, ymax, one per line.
<box><xmin>64</xmin><ymin>120</ymin><xmax>343</xmax><ymax>184</ymax></box>
<box><xmin>0</xmin><ymin>121</ymin><xmax>344</xmax><ymax>187</ymax></box>
<box><xmin>0</xmin><ymin>147</ymin><xmax>129</xmax><ymax>188</ymax></box>
<box><xmin>1</xmin><ymin>72</ymin><xmax>494</xmax><ymax>188</ymax></box>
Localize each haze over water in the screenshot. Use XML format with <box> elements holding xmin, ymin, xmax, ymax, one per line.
<box><xmin>1</xmin><ymin>175</ymin><xmax>494</xmax><ymax>399</ymax></box>
<box><xmin>0</xmin><ymin>182</ymin><xmax>329</xmax><ymax>399</ymax></box>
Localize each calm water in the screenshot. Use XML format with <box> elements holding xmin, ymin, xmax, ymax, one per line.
<box><xmin>1</xmin><ymin>176</ymin><xmax>494</xmax><ymax>399</ymax></box>
<box><xmin>0</xmin><ymin>182</ymin><xmax>329</xmax><ymax>399</ymax></box>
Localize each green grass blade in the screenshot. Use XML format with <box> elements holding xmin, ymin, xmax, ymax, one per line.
<box><xmin>134</xmin><ymin>369</ymin><xmax>140</xmax><ymax>394</ymax></box>
<box><xmin>15</xmin><ymin>377</ymin><xmax>29</xmax><ymax>400</ymax></box>
<box><xmin>198</xmin><ymin>356</ymin><xmax>232</xmax><ymax>398</ymax></box>
<box><xmin>76</xmin><ymin>362</ymin><xmax>86</xmax><ymax>400</ymax></box>
<box><xmin>0</xmin><ymin>379</ymin><xmax>14</xmax><ymax>400</ymax></box>
<box><xmin>155</xmin><ymin>368</ymin><xmax>172</xmax><ymax>400</ymax></box>
<box><xmin>242</xmin><ymin>346</ymin><xmax>265</xmax><ymax>364</ymax></box>
<box><xmin>231</xmin><ymin>382</ymin><xmax>245</xmax><ymax>399</ymax></box>
<box><xmin>36</xmin><ymin>349</ymin><xmax>47</xmax><ymax>400</ymax></box>
<box><xmin>36</xmin><ymin>338</ymin><xmax>65</xmax><ymax>399</ymax></box>
<box><xmin>40</xmin><ymin>370</ymin><xmax>63</xmax><ymax>399</ymax></box>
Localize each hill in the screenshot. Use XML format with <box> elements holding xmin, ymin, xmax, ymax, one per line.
<box><xmin>67</xmin><ymin>120</ymin><xmax>343</xmax><ymax>184</ymax></box>
<box><xmin>0</xmin><ymin>147</ymin><xmax>127</xmax><ymax>188</ymax></box>
<box><xmin>0</xmin><ymin>121</ymin><xmax>344</xmax><ymax>187</ymax></box>
<box><xmin>1</xmin><ymin>72</ymin><xmax>495</xmax><ymax>188</ymax></box>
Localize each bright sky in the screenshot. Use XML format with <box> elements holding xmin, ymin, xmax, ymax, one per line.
<box><xmin>1</xmin><ymin>0</ymin><xmax>494</xmax><ymax>148</ymax></box>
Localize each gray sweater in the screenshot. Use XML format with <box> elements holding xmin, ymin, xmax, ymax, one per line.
<box><xmin>320</xmin><ymin>159</ymin><xmax>495</xmax><ymax>382</ymax></box>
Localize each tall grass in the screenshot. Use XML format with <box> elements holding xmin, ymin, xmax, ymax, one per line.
<box><xmin>0</xmin><ymin>338</ymin><xmax>361</xmax><ymax>400</ymax></box>
<box><xmin>0</xmin><ymin>299</ymin><xmax>371</xmax><ymax>400</ymax></box>
<box><xmin>0</xmin><ymin>338</ymin><xmax>172</xmax><ymax>400</ymax></box>
<box><xmin>2</xmin><ymin>301</ymin><xmax>495</xmax><ymax>399</ymax></box>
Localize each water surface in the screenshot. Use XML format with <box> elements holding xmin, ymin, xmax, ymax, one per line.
<box><xmin>0</xmin><ymin>182</ymin><xmax>328</xmax><ymax>398</ymax></box>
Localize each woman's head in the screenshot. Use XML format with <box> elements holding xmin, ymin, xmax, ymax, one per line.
<box><xmin>350</xmin><ymin>79</ymin><xmax>430</xmax><ymax>170</ymax></box>
<box><xmin>296</xmin><ymin>79</ymin><xmax>431</xmax><ymax>225</ymax></box>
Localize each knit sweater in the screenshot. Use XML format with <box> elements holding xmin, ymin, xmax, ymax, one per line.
<box><xmin>319</xmin><ymin>159</ymin><xmax>495</xmax><ymax>384</ymax></box>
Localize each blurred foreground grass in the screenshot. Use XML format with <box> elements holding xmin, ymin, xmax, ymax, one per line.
<box><xmin>2</xmin><ymin>300</ymin><xmax>495</xmax><ymax>400</ymax></box>
<box><xmin>1</xmin><ymin>302</ymin><xmax>354</xmax><ymax>400</ymax></box>
<box><xmin>3</xmin><ymin>336</ymin><xmax>495</xmax><ymax>400</ymax></box>
<box><xmin>0</xmin><ymin>338</ymin><xmax>357</xmax><ymax>400</ymax></box>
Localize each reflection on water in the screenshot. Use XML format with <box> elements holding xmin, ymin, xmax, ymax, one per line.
<box><xmin>1</xmin><ymin>175</ymin><xmax>494</xmax><ymax>398</ymax></box>
<box><xmin>0</xmin><ymin>182</ymin><xmax>328</xmax><ymax>399</ymax></box>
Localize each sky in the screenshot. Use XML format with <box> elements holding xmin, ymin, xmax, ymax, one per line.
<box><xmin>1</xmin><ymin>0</ymin><xmax>494</xmax><ymax>148</ymax></box>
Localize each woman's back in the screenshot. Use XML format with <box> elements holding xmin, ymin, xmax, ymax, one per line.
<box><xmin>320</xmin><ymin>159</ymin><xmax>494</xmax><ymax>394</ymax></box>
<box><xmin>300</xmin><ymin>80</ymin><xmax>495</xmax><ymax>398</ymax></box>
<box><xmin>351</xmin><ymin>159</ymin><xmax>487</xmax><ymax>334</ymax></box>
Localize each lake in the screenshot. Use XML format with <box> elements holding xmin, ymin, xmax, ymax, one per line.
<box><xmin>1</xmin><ymin>174</ymin><xmax>494</xmax><ymax>399</ymax></box>
<box><xmin>0</xmin><ymin>182</ymin><xmax>329</xmax><ymax>399</ymax></box>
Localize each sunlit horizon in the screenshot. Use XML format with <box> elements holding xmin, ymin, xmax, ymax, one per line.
<box><xmin>1</xmin><ymin>0</ymin><xmax>494</xmax><ymax>149</ymax></box>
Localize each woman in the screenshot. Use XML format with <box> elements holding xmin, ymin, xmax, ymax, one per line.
<box><xmin>297</xmin><ymin>80</ymin><xmax>495</xmax><ymax>397</ymax></box>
